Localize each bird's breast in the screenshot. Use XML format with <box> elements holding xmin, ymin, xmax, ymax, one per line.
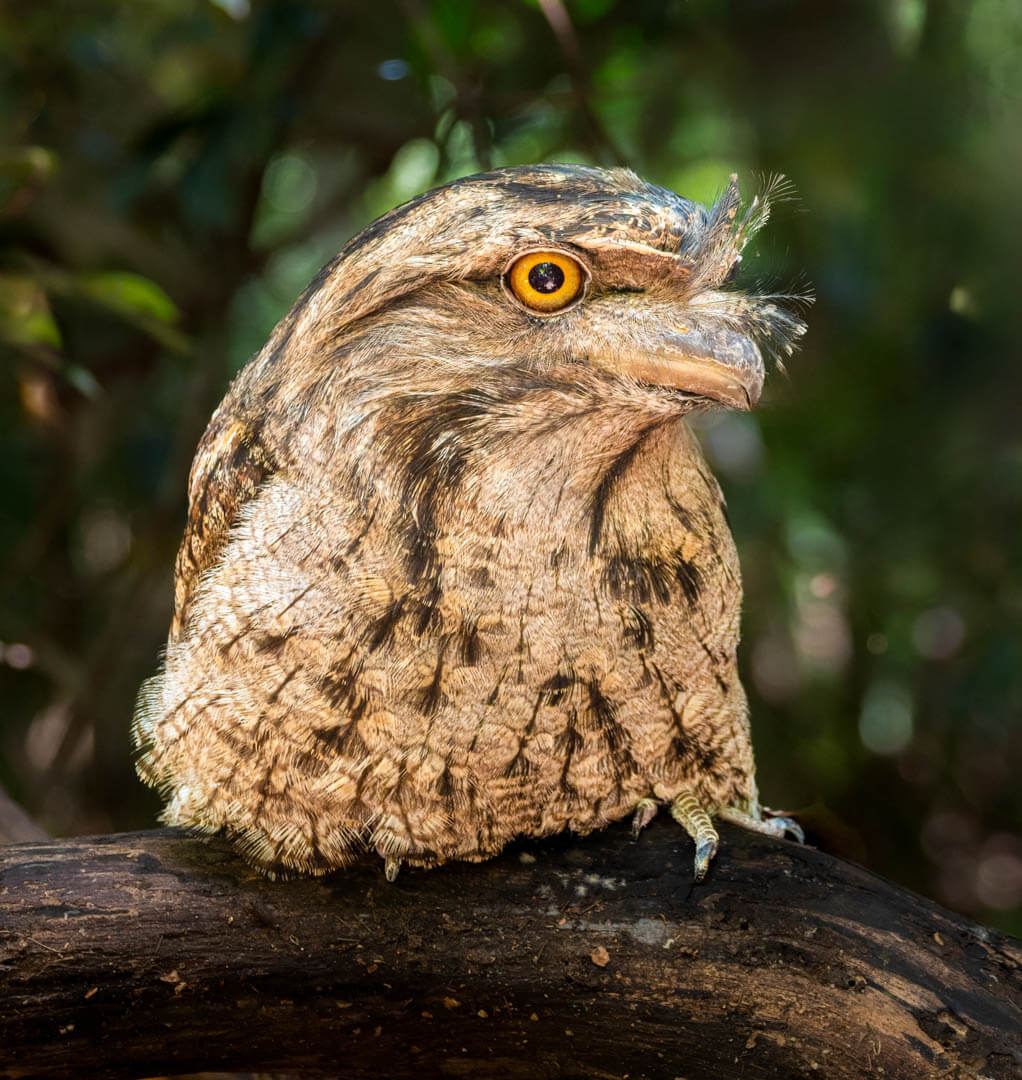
<box><xmin>334</xmin><ymin>418</ymin><xmax>741</xmax><ymax>763</ymax></box>
<box><xmin>149</xmin><ymin>417</ymin><xmax>752</xmax><ymax>861</ymax></box>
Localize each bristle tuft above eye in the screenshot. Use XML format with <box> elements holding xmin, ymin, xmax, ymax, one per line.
<box><xmin>755</xmin><ymin>173</ymin><xmax>800</xmax><ymax>208</ymax></box>
<box><xmin>688</xmin><ymin>174</ymin><xmax>804</xmax><ymax>298</ymax></box>
<box><xmin>737</xmin><ymin>173</ymin><xmax>801</xmax><ymax>242</ymax></box>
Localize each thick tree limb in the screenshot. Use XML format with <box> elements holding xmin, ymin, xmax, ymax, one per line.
<box><xmin>1</xmin><ymin>822</ymin><xmax>1020</xmax><ymax>1079</ymax></box>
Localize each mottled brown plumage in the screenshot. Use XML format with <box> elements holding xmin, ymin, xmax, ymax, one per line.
<box><xmin>134</xmin><ymin>164</ymin><xmax>807</xmax><ymax>881</ymax></box>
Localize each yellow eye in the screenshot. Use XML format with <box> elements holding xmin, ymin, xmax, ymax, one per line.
<box><xmin>505</xmin><ymin>250</ymin><xmax>585</xmax><ymax>314</ymax></box>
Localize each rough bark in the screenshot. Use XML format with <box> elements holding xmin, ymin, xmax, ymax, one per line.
<box><xmin>0</xmin><ymin>821</ymin><xmax>1019</xmax><ymax>1080</ymax></box>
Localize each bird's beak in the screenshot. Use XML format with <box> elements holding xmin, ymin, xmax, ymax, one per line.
<box><xmin>623</xmin><ymin>324</ymin><xmax>765</xmax><ymax>411</ymax></box>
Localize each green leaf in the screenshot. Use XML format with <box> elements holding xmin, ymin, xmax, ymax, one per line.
<box><xmin>79</xmin><ymin>272</ymin><xmax>179</xmax><ymax>324</ymax></box>
<box><xmin>0</xmin><ymin>275</ymin><xmax>62</xmax><ymax>348</ymax></box>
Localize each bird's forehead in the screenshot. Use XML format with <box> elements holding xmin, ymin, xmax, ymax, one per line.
<box><xmin>450</xmin><ymin>165</ymin><xmax>708</xmax><ymax>256</ymax></box>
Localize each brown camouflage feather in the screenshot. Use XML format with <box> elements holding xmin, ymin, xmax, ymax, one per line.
<box><xmin>135</xmin><ymin>164</ymin><xmax>806</xmax><ymax>876</ymax></box>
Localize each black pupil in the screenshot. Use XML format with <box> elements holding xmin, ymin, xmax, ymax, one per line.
<box><xmin>528</xmin><ymin>262</ymin><xmax>565</xmax><ymax>293</ymax></box>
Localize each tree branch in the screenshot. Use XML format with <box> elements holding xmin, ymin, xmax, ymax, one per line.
<box><xmin>536</xmin><ymin>0</ymin><xmax>626</xmax><ymax>166</ymax></box>
<box><xmin>1</xmin><ymin>821</ymin><xmax>1020</xmax><ymax>1078</ymax></box>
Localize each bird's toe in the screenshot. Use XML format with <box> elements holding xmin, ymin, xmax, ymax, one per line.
<box><xmin>631</xmin><ymin>797</ymin><xmax>660</xmax><ymax>839</ymax></box>
<box><xmin>718</xmin><ymin>806</ymin><xmax>805</xmax><ymax>844</ymax></box>
<box><xmin>669</xmin><ymin>790</ymin><xmax>720</xmax><ymax>882</ymax></box>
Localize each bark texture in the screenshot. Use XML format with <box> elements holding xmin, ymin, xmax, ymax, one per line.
<box><xmin>1</xmin><ymin>821</ymin><xmax>1020</xmax><ymax>1080</ymax></box>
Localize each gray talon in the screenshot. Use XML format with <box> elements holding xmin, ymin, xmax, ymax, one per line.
<box><xmin>631</xmin><ymin>797</ymin><xmax>659</xmax><ymax>839</ymax></box>
<box><xmin>693</xmin><ymin>836</ymin><xmax>719</xmax><ymax>881</ymax></box>
<box><xmin>771</xmin><ymin>816</ymin><xmax>805</xmax><ymax>844</ymax></box>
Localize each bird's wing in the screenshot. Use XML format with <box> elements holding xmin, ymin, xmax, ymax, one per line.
<box><xmin>170</xmin><ymin>412</ymin><xmax>276</xmax><ymax>640</ymax></box>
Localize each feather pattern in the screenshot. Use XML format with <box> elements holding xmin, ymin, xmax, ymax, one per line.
<box><xmin>134</xmin><ymin>164</ymin><xmax>808</xmax><ymax>877</ymax></box>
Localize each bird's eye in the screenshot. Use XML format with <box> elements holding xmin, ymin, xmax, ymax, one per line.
<box><xmin>505</xmin><ymin>250</ymin><xmax>586</xmax><ymax>314</ymax></box>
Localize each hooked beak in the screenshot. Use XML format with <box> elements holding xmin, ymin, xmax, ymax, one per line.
<box><xmin>620</xmin><ymin>324</ymin><xmax>765</xmax><ymax>411</ymax></box>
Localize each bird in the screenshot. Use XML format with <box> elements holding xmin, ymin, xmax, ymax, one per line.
<box><xmin>133</xmin><ymin>163</ymin><xmax>808</xmax><ymax>883</ymax></box>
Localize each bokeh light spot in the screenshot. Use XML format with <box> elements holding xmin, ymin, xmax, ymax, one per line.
<box><xmin>5</xmin><ymin>643</ymin><xmax>35</xmax><ymax>670</ymax></box>
<box><xmin>378</xmin><ymin>59</ymin><xmax>409</xmax><ymax>81</ymax></box>
<box><xmin>262</xmin><ymin>153</ymin><xmax>318</xmax><ymax>216</ymax></box>
<box><xmin>912</xmin><ymin>606</ymin><xmax>966</xmax><ymax>661</ymax></box>
<box><xmin>859</xmin><ymin>679</ymin><xmax>913</xmax><ymax>754</ymax></box>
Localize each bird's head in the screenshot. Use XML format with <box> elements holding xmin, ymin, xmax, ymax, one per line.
<box><xmin>252</xmin><ymin>164</ymin><xmax>806</xmax><ymax>422</ymax></box>
<box><xmin>229</xmin><ymin>164</ymin><xmax>811</xmax><ymax>511</ymax></box>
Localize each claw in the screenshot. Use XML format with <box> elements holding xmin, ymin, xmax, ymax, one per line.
<box><xmin>693</xmin><ymin>836</ymin><xmax>719</xmax><ymax>882</ymax></box>
<box><xmin>768</xmin><ymin>815</ymin><xmax>805</xmax><ymax>844</ymax></box>
<box><xmin>631</xmin><ymin>797</ymin><xmax>659</xmax><ymax>839</ymax></box>
<box><xmin>718</xmin><ymin>806</ymin><xmax>804</xmax><ymax>844</ymax></box>
<box><xmin>670</xmin><ymin>790</ymin><xmax>720</xmax><ymax>882</ymax></box>
<box><xmin>384</xmin><ymin>856</ymin><xmax>402</xmax><ymax>882</ymax></box>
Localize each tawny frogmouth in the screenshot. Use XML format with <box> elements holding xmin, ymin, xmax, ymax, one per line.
<box><xmin>135</xmin><ymin>165</ymin><xmax>806</xmax><ymax>881</ymax></box>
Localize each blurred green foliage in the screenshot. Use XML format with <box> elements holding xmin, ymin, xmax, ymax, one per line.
<box><xmin>1</xmin><ymin>0</ymin><xmax>1020</xmax><ymax>933</ymax></box>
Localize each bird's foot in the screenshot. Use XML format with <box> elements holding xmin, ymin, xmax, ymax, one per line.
<box><xmin>670</xmin><ymin>790</ymin><xmax>719</xmax><ymax>882</ymax></box>
<box><xmin>718</xmin><ymin>805</ymin><xmax>804</xmax><ymax>844</ymax></box>
<box><xmin>631</xmin><ymin>797</ymin><xmax>659</xmax><ymax>839</ymax></box>
<box><xmin>384</xmin><ymin>856</ymin><xmax>402</xmax><ymax>882</ymax></box>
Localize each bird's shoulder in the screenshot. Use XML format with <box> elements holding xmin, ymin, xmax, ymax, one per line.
<box><xmin>171</xmin><ymin>408</ymin><xmax>277</xmax><ymax>639</ymax></box>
